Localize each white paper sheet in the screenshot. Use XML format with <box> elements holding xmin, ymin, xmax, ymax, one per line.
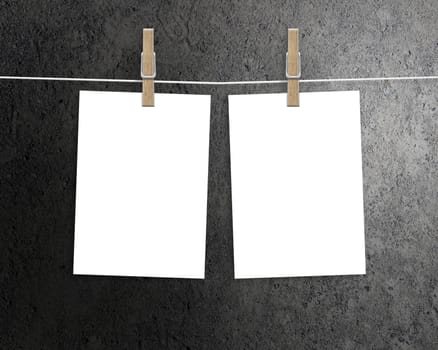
<box><xmin>74</xmin><ymin>92</ymin><xmax>210</xmax><ymax>278</ymax></box>
<box><xmin>229</xmin><ymin>91</ymin><xmax>365</xmax><ymax>279</ymax></box>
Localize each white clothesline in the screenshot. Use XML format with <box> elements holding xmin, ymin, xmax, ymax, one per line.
<box><xmin>0</xmin><ymin>75</ymin><xmax>437</xmax><ymax>84</ymax></box>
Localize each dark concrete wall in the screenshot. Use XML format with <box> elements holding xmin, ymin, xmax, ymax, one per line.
<box><xmin>0</xmin><ymin>1</ymin><xmax>437</xmax><ymax>349</ymax></box>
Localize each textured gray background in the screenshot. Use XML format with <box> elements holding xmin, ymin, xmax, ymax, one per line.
<box><xmin>1</xmin><ymin>1</ymin><xmax>438</xmax><ymax>349</ymax></box>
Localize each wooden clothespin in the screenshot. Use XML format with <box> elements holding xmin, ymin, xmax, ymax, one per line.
<box><xmin>287</xmin><ymin>28</ymin><xmax>300</xmax><ymax>107</ymax></box>
<box><xmin>142</xmin><ymin>28</ymin><xmax>155</xmax><ymax>106</ymax></box>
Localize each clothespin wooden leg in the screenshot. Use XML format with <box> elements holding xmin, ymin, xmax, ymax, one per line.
<box><xmin>142</xmin><ymin>28</ymin><xmax>155</xmax><ymax>107</ymax></box>
<box><xmin>287</xmin><ymin>28</ymin><xmax>300</xmax><ymax>107</ymax></box>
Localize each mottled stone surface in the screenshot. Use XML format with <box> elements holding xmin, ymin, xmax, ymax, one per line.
<box><xmin>0</xmin><ymin>1</ymin><xmax>437</xmax><ymax>349</ymax></box>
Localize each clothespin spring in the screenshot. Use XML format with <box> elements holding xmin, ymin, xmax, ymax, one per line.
<box><xmin>141</xmin><ymin>52</ymin><xmax>157</xmax><ymax>79</ymax></box>
<box><xmin>285</xmin><ymin>52</ymin><xmax>301</xmax><ymax>79</ymax></box>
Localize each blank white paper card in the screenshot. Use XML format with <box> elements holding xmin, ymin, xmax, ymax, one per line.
<box><xmin>74</xmin><ymin>91</ymin><xmax>210</xmax><ymax>278</ymax></box>
<box><xmin>229</xmin><ymin>91</ymin><xmax>365</xmax><ymax>278</ymax></box>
